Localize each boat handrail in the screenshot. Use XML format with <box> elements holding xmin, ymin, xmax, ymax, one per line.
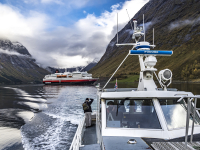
<box><xmin>157</xmin><ymin>88</ymin><xmax>177</xmax><ymax>91</ymax></box>
<box><xmin>69</xmin><ymin>117</ymin><xmax>85</xmax><ymax>150</ymax></box>
<box><xmin>96</xmin><ymin>84</ymin><xmax>105</xmax><ymax>150</ymax></box>
<box><xmin>177</xmin><ymin>95</ymin><xmax>200</xmax><ymax>148</ymax></box>
<box><xmin>96</xmin><ymin>119</ymin><xmax>104</xmax><ymax>150</ymax></box>
<box><xmin>96</xmin><ymin>108</ymin><xmax>104</xmax><ymax>150</ymax></box>
<box><xmin>103</xmin><ymin>88</ymin><xmax>137</xmax><ymax>92</ymax></box>
<box><xmin>103</xmin><ymin>88</ymin><xmax>178</xmax><ymax>92</ymax></box>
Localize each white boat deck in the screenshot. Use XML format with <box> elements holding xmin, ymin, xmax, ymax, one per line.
<box><xmin>80</xmin><ymin>124</ymin><xmax>100</xmax><ymax>150</ymax></box>
<box><xmin>102</xmin><ymin>136</ymin><xmax>151</xmax><ymax>150</ymax></box>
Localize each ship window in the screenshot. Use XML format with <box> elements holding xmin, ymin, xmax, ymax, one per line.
<box><xmin>159</xmin><ymin>99</ymin><xmax>200</xmax><ymax>130</ymax></box>
<box><xmin>106</xmin><ymin>99</ymin><xmax>161</xmax><ymax>129</ymax></box>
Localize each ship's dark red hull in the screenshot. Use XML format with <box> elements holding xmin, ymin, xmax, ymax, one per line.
<box><xmin>43</xmin><ymin>79</ymin><xmax>98</xmax><ymax>85</ymax></box>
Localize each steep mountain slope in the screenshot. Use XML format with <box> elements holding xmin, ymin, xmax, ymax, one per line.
<box><xmin>81</xmin><ymin>62</ymin><xmax>97</xmax><ymax>72</ymax></box>
<box><xmin>90</xmin><ymin>0</ymin><xmax>200</xmax><ymax>81</ymax></box>
<box><xmin>0</xmin><ymin>39</ymin><xmax>50</xmax><ymax>84</ymax></box>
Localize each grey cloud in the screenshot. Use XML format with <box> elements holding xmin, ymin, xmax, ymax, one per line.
<box><xmin>67</xmin><ymin>43</ymin><xmax>86</xmax><ymax>50</ymax></box>
<box><xmin>15</xmin><ymin>20</ymin><xmax>154</xmax><ymax>68</ymax></box>
<box><xmin>0</xmin><ymin>48</ymin><xmax>31</xmax><ymax>58</ymax></box>
<box><xmin>109</xmin><ymin>23</ymin><xmax>126</xmax><ymax>40</ymax></box>
<box><xmin>15</xmin><ymin>26</ymin><xmax>109</xmax><ymax>67</ymax></box>
<box><xmin>0</xmin><ymin>0</ymin><xmax>149</xmax><ymax>68</ymax></box>
<box><xmin>169</xmin><ymin>17</ymin><xmax>200</xmax><ymax>30</ymax></box>
<box><xmin>90</xmin><ymin>31</ymin><xmax>106</xmax><ymax>40</ymax></box>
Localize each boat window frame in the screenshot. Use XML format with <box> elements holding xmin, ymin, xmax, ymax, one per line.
<box><xmin>103</xmin><ymin>98</ymin><xmax>163</xmax><ymax>130</ymax></box>
<box><xmin>158</xmin><ymin>98</ymin><xmax>200</xmax><ymax>131</ymax></box>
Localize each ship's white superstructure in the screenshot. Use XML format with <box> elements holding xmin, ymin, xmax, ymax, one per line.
<box><xmin>43</xmin><ymin>70</ymin><xmax>98</xmax><ymax>84</ymax></box>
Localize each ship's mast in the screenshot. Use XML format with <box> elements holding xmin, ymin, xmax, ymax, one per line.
<box><xmin>129</xmin><ymin>19</ymin><xmax>172</xmax><ymax>91</ymax></box>
<box><xmin>103</xmin><ymin>17</ymin><xmax>173</xmax><ymax>91</ymax></box>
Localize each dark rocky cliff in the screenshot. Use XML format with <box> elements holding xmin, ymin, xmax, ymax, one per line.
<box><xmin>0</xmin><ymin>39</ymin><xmax>49</xmax><ymax>84</ymax></box>
<box><xmin>90</xmin><ymin>0</ymin><xmax>200</xmax><ymax>81</ymax></box>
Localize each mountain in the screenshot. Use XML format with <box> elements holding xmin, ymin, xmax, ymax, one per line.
<box><xmin>0</xmin><ymin>39</ymin><xmax>50</xmax><ymax>84</ymax></box>
<box><xmin>90</xmin><ymin>0</ymin><xmax>200</xmax><ymax>81</ymax></box>
<box><xmin>81</xmin><ymin>63</ymin><xmax>97</xmax><ymax>72</ymax></box>
<box><xmin>46</xmin><ymin>60</ymin><xmax>98</xmax><ymax>73</ymax></box>
<box><xmin>81</xmin><ymin>60</ymin><xmax>98</xmax><ymax>72</ymax></box>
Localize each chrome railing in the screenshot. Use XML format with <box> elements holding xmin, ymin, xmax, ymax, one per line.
<box><xmin>96</xmin><ymin>85</ymin><xmax>105</xmax><ymax>150</ymax></box>
<box><xmin>96</xmin><ymin>119</ymin><xmax>105</xmax><ymax>150</ymax></box>
<box><xmin>69</xmin><ymin>117</ymin><xmax>85</xmax><ymax>150</ymax></box>
<box><xmin>178</xmin><ymin>95</ymin><xmax>200</xmax><ymax>149</ymax></box>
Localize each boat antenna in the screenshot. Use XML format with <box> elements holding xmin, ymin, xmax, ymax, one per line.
<box><xmin>143</xmin><ymin>14</ymin><xmax>145</xmax><ymax>41</ymax></box>
<box><xmin>126</xmin><ymin>9</ymin><xmax>134</xmax><ymax>31</ymax></box>
<box><xmin>117</xmin><ymin>13</ymin><xmax>118</xmax><ymax>44</ymax></box>
<box><xmin>153</xmin><ymin>28</ymin><xmax>154</xmax><ymax>48</ymax></box>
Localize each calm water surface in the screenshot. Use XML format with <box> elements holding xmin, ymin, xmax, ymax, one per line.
<box><xmin>0</xmin><ymin>82</ymin><xmax>200</xmax><ymax>150</ymax></box>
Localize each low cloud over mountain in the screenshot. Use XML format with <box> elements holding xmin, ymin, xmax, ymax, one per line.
<box><xmin>0</xmin><ymin>0</ymin><xmax>148</xmax><ymax>68</ymax></box>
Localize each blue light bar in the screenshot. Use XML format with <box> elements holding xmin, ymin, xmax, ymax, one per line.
<box><xmin>135</xmin><ymin>45</ymin><xmax>150</xmax><ymax>49</ymax></box>
<box><xmin>129</xmin><ymin>50</ymin><xmax>173</xmax><ymax>56</ymax></box>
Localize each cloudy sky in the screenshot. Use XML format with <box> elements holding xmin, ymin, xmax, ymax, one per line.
<box><xmin>0</xmin><ymin>0</ymin><xmax>148</xmax><ymax>68</ymax></box>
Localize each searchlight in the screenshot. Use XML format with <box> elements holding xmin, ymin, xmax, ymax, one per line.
<box><xmin>158</xmin><ymin>69</ymin><xmax>172</xmax><ymax>90</ymax></box>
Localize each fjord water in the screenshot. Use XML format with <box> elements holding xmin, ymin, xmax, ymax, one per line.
<box><xmin>0</xmin><ymin>83</ymin><xmax>200</xmax><ymax>150</ymax></box>
<box><xmin>0</xmin><ymin>84</ymin><xmax>97</xmax><ymax>150</ymax></box>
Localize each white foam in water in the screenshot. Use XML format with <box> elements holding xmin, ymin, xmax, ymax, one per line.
<box><xmin>45</xmin><ymin>110</ymin><xmax>84</xmax><ymax>125</ymax></box>
<box><xmin>22</xmin><ymin>119</ymin><xmax>65</xmax><ymax>150</ymax></box>
<box><xmin>16</xmin><ymin>111</ymin><xmax>35</xmax><ymax>123</ymax></box>
<box><xmin>21</xmin><ymin>114</ymin><xmax>79</xmax><ymax>150</ymax></box>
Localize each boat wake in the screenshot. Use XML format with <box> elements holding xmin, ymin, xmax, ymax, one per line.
<box><xmin>21</xmin><ymin>113</ymin><xmax>78</xmax><ymax>150</ymax></box>
<box><xmin>20</xmin><ymin>85</ymin><xmax>97</xmax><ymax>150</ymax></box>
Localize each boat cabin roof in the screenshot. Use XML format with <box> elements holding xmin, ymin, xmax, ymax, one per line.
<box><xmin>101</xmin><ymin>89</ymin><xmax>194</xmax><ymax>99</ymax></box>
<box><xmin>99</xmin><ymin>89</ymin><xmax>200</xmax><ymax>140</ymax></box>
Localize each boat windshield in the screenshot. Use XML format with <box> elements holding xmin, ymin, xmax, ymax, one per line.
<box><xmin>106</xmin><ymin>99</ymin><xmax>161</xmax><ymax>129</ymax></box>
<box><xmin>159</xmin><ymin>99</ymin><xmax>200</xmax><ymax>130</ymax></box>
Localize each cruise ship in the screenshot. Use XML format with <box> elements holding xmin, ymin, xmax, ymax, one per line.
<box><xmin>43</xmin><ymin>70</ymin><xmax>98</xmax><ymax>85</ymax></box>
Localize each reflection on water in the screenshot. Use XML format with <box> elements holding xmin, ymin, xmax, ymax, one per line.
<box><xmin>0</xmin><ymin>127</ymin><xmax>22</xmax><ymax>150</ymax></box>
<box><xmin>0</xmin><ymin>85</ymin><xmax>48</xmax><ymax>150</ymax></box>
